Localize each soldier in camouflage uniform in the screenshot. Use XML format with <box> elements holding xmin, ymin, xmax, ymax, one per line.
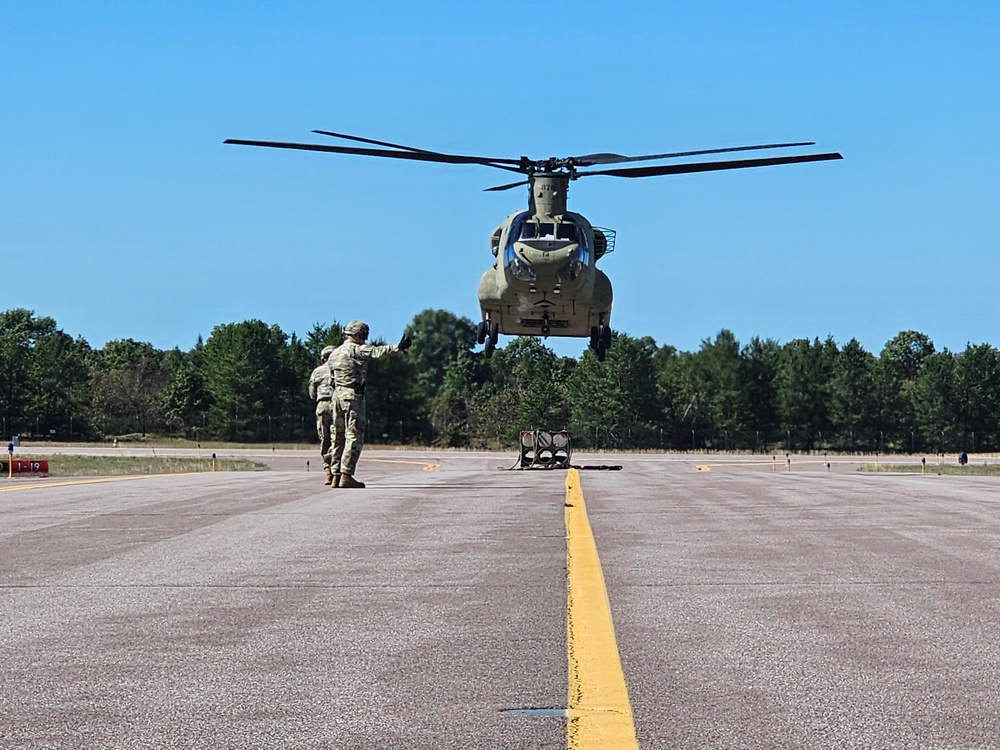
<box><xmin>308</xmin><ymin>345</ymin><xmax>337</xmax><ymax>485</ymax></box>
<box><xmin>329</xmin><ymin>320</ymin><xmax>411</xmax><ymax>488</ymax></box>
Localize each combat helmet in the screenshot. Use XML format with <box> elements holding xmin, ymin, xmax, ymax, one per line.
<box><xmin>344</xmin><ymin>320</ymin><xmax>370</xmax><ymax>340</ymax></box>
<box><xmin>320</xmin><ymin>345</ymin><xmax>336</xmax><ymax>360</ymax></box>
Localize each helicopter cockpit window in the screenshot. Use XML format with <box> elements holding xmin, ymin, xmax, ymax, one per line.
<box><xmin>519</xmin><ymin>222</ymin><xmax>557</xmax><ymax>240</ymax></box>
<box><xmin>505</xmin><ymin>212</ymin><xmax>530</xmax><ymax>249</ymax></box>
<box><xmin>557</xmin><ymin>223</ymin><xmax>580</xmax><ymax>243</ymax></box>
<box><xmin>517</xmin><ymin>220</ymin><xmax>585</xmax><ymax>244</ymax></box>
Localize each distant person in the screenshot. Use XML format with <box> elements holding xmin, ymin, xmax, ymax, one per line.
<box><xmin>308</xmin><ymin>345</ymin><xmax>337</xmax><ymax>485</ymax></box>
<box><xmin>329</xmin><ymin>320</ymin><xmax>411</xmax><ymax>488</ymax></box>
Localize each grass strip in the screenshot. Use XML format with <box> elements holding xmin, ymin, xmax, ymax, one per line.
<box><xmin>860</xmin><ymin>462</ymin><xmax>1000</xmax><ymax>475</ymax></box>
<box><xmin>2</xmin><ymin>455</ymin><xmax>266</xmax><ymax>477</ymax></box>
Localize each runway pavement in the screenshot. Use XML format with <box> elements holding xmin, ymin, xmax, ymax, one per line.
<box><xmin>2</xmin><ymin>450</ymin><xmax>999</xmax><ymax>748</ymax></box>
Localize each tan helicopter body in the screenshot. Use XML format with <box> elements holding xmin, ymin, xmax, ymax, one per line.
<box><xmin>477</xmin><ymin>174</ymin><xmax>614</xmax><ymax>352</ymax></box>
<box><xmin>225</xmin><ymin>130</ymin><xmax>841</xmax><ymax>360</ymax></box>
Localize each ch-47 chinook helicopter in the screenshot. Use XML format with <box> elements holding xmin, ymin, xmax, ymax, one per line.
<box><xmin>225</xmin><ymin>130</ymin><xmax>841</xmax><ymax>360</ymax></box>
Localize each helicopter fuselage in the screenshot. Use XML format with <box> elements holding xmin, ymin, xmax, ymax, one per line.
<box><xmin>477</xmin><ymin>208</ymin><xmax>613</xmax><ymax>338</ymax></box>
<box><xmin>477</xmin><ymin>173</ymin><xmax>613</xmax><ymax>338</ymax></box>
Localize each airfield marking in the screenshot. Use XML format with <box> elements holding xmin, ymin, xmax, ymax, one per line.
<box><xmin>0</xmin><ymin>473</ymin><xmax>206</xmax><ymax>493</ymax></box>
<box><xmin>365</xmin><ymin>458</ymin><xmax>441</xmax><ymax>472</ymax></box>
<box><xmin>564</xmin><ymin>468</ymin><xmax>639</xmax><ymax>749</ymax></box>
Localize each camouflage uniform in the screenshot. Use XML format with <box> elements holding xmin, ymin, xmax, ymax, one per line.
<box><xmin>308</xmin><ymin>346</ymin><xmax>336</xmax><ymax>482</ymax></box>
<box><xmin>329</xmin><ymin>337</ymin><xmax>402</xmax><ymax>480</ymax></box>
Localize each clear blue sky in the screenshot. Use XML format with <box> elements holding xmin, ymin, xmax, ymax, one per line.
<box><xmin>4</xmin><ymin>2</ymin><xmax>999</xmax><ymax>358</ymax></box>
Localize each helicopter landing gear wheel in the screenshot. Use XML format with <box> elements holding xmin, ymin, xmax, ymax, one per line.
<box><xmin>476</xmin><ymin>320</ymin><xmax>487</xmax><ymax>345</ymax></box>
<box><xmin>597</xmin><ymin>325</ymin><xmax>612</xmax><ymax>362</ymax></box>
<box><xmin>589</xmin><ymin>323</ymin><xmax>611</xmax><ymax>362</ymax></box>
<box><xmin>483</xmin><ymin>320</ymin><xmax>499</xmax><ymax>357</ymax></box>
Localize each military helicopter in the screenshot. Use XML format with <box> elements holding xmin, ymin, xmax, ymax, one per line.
<box><xmin>225</xmin><ymin>130</ymin><xmax>841</xmax><ymax>360</ymax></box>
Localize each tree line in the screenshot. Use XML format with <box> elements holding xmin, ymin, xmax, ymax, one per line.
<box><xmin>2</xmin><ymin>307</ymin><xmax>997</xmax><ymax>453</ymax></box>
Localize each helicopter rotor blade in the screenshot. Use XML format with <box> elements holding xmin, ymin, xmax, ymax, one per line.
<box><xmin>570</xmin><ymin>141</ymin><xmax>817</xmax><ymax>167</ymax></box>
<box><xmin>580</xmin><ymin>152</ymin><xmax>843</xmax><ymax>178</ymax></box>
<box><xmin>313</xmin><ymin>129</ymin><xmax>447</xmax><ymax>156</ymax></box>
<box><xmin>311</xmin><ymin>130</ymin><xmax>531</xmax><ymax>174</ymax></box>
<box><xmin>224</xmin><ymin>138</ymin><xmax>524</xmax><ymax>170</ymax></box>
<box><xmin>484</xmin><ymin>179</ymin><xmax>530</xmax><ymax>192</ymax></box>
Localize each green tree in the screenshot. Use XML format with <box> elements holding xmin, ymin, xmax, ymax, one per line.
<box><xmin>568</xmin><ymin>332</ymin><xmax>659</xmax><ymax>449</ymax></box>
<box><xmin>654</xmin><ymin>344</ymin><xmax>717</xmax><ymax>449</ymax></box>
<box><xmin>911</xmin><ymin>350</ymin><xmax>956</xmax><ymax>451</ymax></box>
<box><xmin>693</xmin><ymin>330</ymin><xmax>749</xmax><ymax>449</ymax></box>
<box><xmin>404</xmin><ymin>309</ymin><xmax>478</xmax><ymax>403</ymax></box>
<box><xmin>201</xmin><ymin>320</ymin><xmax>297</xmax><ymax>441</ymax></box>
<box><xmin>874</xmin><ymin>331</ymin><xmax>935</xmax><ymax>450</ymax></box>
<box><xmin>469</xmin><ymin>337</ymin><xmax>573</xmax><ymax>449</ymax></box>
<box><xmin>363</xmin><ymin>337</ymin><xmax>422</xmax><ymax>446</ymax></box>
<box><xmin>741</xmin><ymin>337</ymin><xmax>782</xmax><ymax>450</ymax></box>
<box><xmin>28</xmin><ymin>330</ymin><xmax>92</xmax><ymax>440</ymax></box>
<box><xmin>283</xmin><ymin>331</ymin><xmax>317</xmax><ymax>441</ymax></box>
<box><xmin>304</xmin><ymin>322</ymin><xmax>343</xmax><ymax>361</ymax></box>
<box><xmin>88</xmin><ymin>339</ymin><xmax>168</xmax><ymax>437</ymax></box>
<box><xmin>0</xmin><ymin>309</ymin><xmax>47</xmax><ymax>437</ymax></box>
<box><xmin>776</xmin><ymin>337</ymin><xmax>838</xmax><ymax>450</ymax></box>
<box><xmin>881</xmin><ymin>330</ymin><xmax>935</xmax><ymax>381</ymax></box>
<box><xmin>829</xmin><ymin>339</ymin><xmax>876</xmax><ymax>451</ymax></box>
<box><xmin>426</xmin><ymin>350</ymin><xmax>482</xmax><ymax>447</ymax></box>
<box><xmin>161</xmin><ymin>348</ymin><xmax>212</xmax><ymax>438</ymax></box>
<box><xmin>953</xmin><ymin>343</ymin><xmax>1000</xmax><ymax>451</ymax></box>
<box><xmin>0</xmin><ymin>309</ymin><xmax>92</xmax><ymax>439</ymax></box>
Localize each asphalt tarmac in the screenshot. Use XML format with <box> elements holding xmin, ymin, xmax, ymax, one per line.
<box><xmin>2</xmin><ymin>449</ymin><xmax>999</xmax><ymax>749</ymax></box>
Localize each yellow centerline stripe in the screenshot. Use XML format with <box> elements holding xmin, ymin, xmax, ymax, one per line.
<box><xmin>565</xmin><ymin>468</ymin><xmax>639</xmax><ymax>749</ymax></box>
<box><xmin>365</xmin><ymin>458</ymin><xmax>441</xmax><ymax>472</ymax></box>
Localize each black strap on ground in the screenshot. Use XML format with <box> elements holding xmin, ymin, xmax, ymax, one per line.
<box><xmin>500</xmin><ymin>462</ymin><xmax>623</xmax><ymax>471</ymax></box>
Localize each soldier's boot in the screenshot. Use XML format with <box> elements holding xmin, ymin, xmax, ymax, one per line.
<box><xmin>330</xmin><ymin>473</ymin><xmax>341</xmax><ymax>488</ymax></box>
<box><xmin>338</xmin><ymin>474</ymin><xmax>366</xmax><ymax>489</ymax></box>
<box><xmin>323</xmin><ymin>467</ymin><xmax>334</xmax><ymax>486</ymax></box>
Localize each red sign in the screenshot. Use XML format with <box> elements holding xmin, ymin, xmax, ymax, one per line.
<box><xmin>3</xmin><ymin>460</ymin><xmax>49</xmax><ymax>474</ymax></box>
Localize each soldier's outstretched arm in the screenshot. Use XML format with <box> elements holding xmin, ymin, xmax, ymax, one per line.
<box><xmin>358</xmin><ymin>343</ymin><xmax>400</xmax><ymax>360</ymax></box>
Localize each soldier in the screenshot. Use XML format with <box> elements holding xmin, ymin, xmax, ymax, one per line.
<box><xmin>308</xmin><ymin>345</ymin><xmax>337</xmax><ymax>485</ymax></box>
<box><xmin>329</xmin><ymin>320</ymin><xmax>411</xmax><ymax>488</ymax></box>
